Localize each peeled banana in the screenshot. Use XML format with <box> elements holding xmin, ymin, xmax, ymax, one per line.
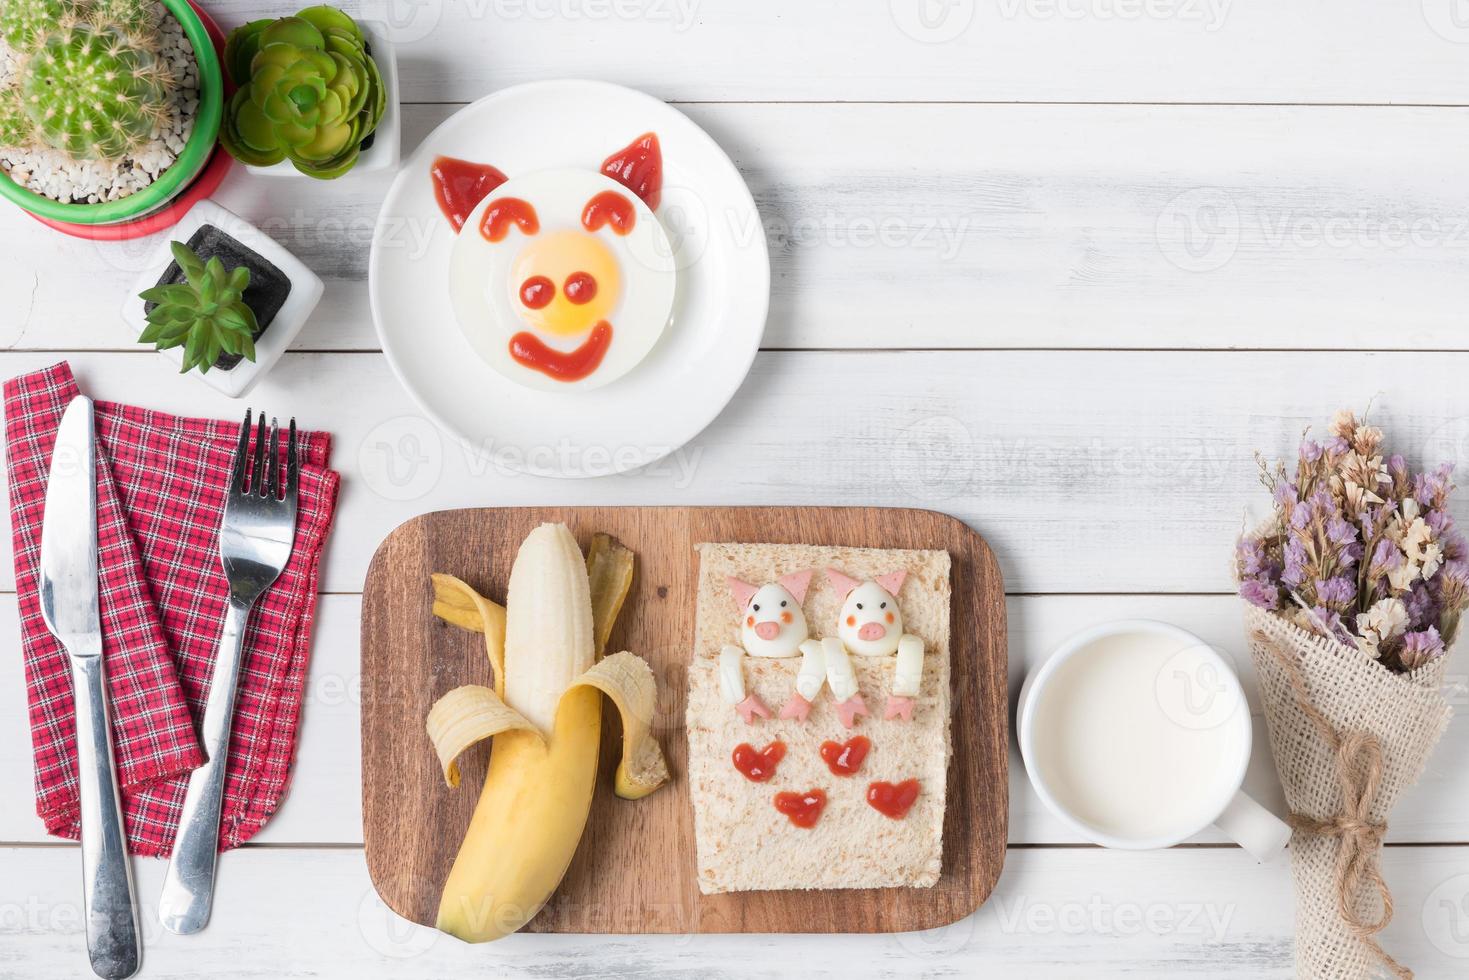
<box><xmin>425</xmin><ymin>524</ymin><xmax>667</xmax><ymax>943</ymax></box>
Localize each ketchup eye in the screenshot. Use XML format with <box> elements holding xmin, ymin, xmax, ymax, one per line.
<box><xmin>564</xmin><ymin>271</ymin><xmax>598</xmax><ymax>304</ymax></box>
<box><xmin>520</xmin><ymin>275</ymin><xmax>554</xmax><ymax>309</ymax></box>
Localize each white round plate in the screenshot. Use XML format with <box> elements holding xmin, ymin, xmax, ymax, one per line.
<box><xmin>370</xmin><ymin>80</ymin><xmax>770</xmax><ymax>478</ymax></box>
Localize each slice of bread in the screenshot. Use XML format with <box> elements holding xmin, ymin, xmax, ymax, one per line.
<box><xmin>687</xmin><ymin>542</ymin><xmax>952</xmax><ymax>894</ymax></box>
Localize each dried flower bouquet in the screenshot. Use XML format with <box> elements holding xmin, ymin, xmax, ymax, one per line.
<box><xmin>1236</xmin><ymin>410</ymin><xmax>1465</xmax><ymax>980</ymax></box>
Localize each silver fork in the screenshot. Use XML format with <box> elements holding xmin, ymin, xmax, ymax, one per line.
<box><xmin>159</xmin><ymin>411</ymin><xmax>299</xmax><ymax>935</ymax></box>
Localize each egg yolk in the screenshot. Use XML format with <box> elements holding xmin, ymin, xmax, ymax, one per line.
<box><xmin>509</xmin><ymin>230</ymin><xmax>621</xmax><ymax>337</ymax></box>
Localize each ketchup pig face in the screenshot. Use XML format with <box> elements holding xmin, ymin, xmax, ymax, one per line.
<box><xmin>827</xmin><ymin>569</ymin><xmax>908</xmax><ymax>657</ymax></box>
<box><xmin>729</xmin><ymin>571</ymin><xmax>813</xmax><ymax>659</ymax></box>
<box><xmin>436</xmin><ymin>134</ymin><xmax>677</xmax><ymax>392</ymax></box>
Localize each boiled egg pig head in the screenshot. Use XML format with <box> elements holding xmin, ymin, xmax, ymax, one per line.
<box><xmin>728</xmin><ymin>571</ymin><xmax>813</xmax><ymax>659</ymax></box>
<box><xmin>441</xmin><ymin>138</ymin><xmax>677</xmax><ymax>392</ymax></box>
<box><xmin>826</xmin><ymin>568</ymin><xmax>907</xmax><ymax>657</ymax></box>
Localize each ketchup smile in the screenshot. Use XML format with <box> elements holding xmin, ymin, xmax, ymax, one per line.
<box><xmin>509</xmin><ymin>321</ymin><xmax>613</xmax><ymax>382</ymax></box>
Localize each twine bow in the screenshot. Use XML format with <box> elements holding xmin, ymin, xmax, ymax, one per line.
<box><xmin>1264</xmin><ymin>636</ymin><xmax>1412</xmax><ymax>980</ymax></box>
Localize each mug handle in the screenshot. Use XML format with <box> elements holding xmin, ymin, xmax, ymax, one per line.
<box><xmin>1215</xmin><ymin>790</ymin><xmax>1291</xmax><ymax>862</ymax></box>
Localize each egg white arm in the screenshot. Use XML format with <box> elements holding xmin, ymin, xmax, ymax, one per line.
<box><xmin>719</xmin><ymin>645</ymin><xmax>747</xmax><ymax>704</ymax></box>
<box><xmin>794</xmin><ymin>638</ymin><xmax>827</xmax><ymax>701</ymax></box>
<box><xmin>893</xmin><ymin>634</ymin><xmax>925</xmax><ymax>698</ymax></box>
<box><xmin>821</xmin><ymin>636</ymin><xmax>861</xmax><ymax>702</ymax></box>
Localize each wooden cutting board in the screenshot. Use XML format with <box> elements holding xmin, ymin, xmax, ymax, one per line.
<box><xmin>360</xmin><ymin>506</ymin><xmax>1007</xmax><ymax>934</ymax></box>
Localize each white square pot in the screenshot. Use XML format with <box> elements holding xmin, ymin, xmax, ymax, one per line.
<box><xmin>121</xmin><ymin>200</ymin><xmax>324</xmax><ymax>398</ymax></box>
<box><xmin>246</xmin><ymin>21</ymin><xmax>400</xmax><ymax>178</ymax></box>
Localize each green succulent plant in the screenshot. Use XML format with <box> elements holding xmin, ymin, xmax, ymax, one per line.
<box><xmin>220</xmin><ymin>5</ymin><xmax>385</xmax><ymax>179</ymax></box>
<box><xmin>138</xmin><ymin>241</ymin><xmax>260</xmax><ymax>375</ymax></box>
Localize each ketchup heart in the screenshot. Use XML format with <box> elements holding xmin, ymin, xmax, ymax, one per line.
<box><xmin>773</xmin><ymin>789</ymin><xmax>827</xmax><ymax>828</ymax></box>
<box><xmin>819</xmin><ymin>735</ymin><xmax>871</xmax><ymax>776</ymax></box>
<box><xmin>866</xmin><ymin>779</ymin><xmax>921</xmax><ymax>820</ymax></box>
<box><xmin>731</xmin><ymin>741</ymin><xmax>787</xmax><ymax>783</ymax></box>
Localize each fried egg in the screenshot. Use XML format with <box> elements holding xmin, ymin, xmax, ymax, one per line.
<box><xmin>448</xmin><ymin>168</ymin><xmax>677</xmax><ymax>392</ymax></box>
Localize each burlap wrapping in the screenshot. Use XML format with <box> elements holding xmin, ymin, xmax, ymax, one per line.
<box><xmin>1245</xmin><ymin>604</ymin><xmax>1455</xmax><ymax>980</ymax></box>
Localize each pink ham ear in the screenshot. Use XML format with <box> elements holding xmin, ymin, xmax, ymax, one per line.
<box><xmin>727</xmin><ymin>576</ymin><xmax>760</xmax><ymax>609</ymax></box>
<box><xmin>825</xmin><ymin>568</ymin><xmax>863</xmax><ymax>598</ymax></box>
<box><xmin>778</xmin><ymin>569</ymin><xmax>814</xmax><ymax>604</ymax></box>
<box><xmin>875</xmin><ymin>570</ymin><xmax>908</xmax><ymax>596</ymax></box>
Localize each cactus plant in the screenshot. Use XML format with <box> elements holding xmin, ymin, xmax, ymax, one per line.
<box><xmin>1</xmin><ymin>0</ymin><xmax>155</xmax><ymax>51</ymax></box>
<box><xmin>219</xmin><ymin>5</ymin><xmax>385</xmax><ymax>179</ymax></box>
<box><xmin>19</xmin><ymin>20</ymin><xmax>174</xmax><ymax>159</ymax></box>
<box><xmin>0</xmin><ymin>90</ymin><xmax>31</xmax><ymax>148</ymax></box>
<box><xmin>0</xmin><ymin>0</ymin><xmax>175</xmax><ymax>160</ymax></box>
<box><xmin>1</xmin><ymin>0</ymin><xmax>71</xmax><ymax>52</ymax></box>
<box><xmin>137</xmin><ymin>240</ymin><xmax>260</xmax><ymax>375</ymax></box>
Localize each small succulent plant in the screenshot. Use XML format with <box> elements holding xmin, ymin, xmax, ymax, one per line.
<box><xmin>138</xmin><ymin>241</ymin><xmax>260</xmax><ymax>375</ymax></box>
<box><xmin>220</xmin><ymin>5</ymin><xmax>385</xmax><ymax>179</ymax></box>
<box><xmin>0</xmin><ymin>0</ymin><xmax>175</xmax><ymax>160</ymax></box>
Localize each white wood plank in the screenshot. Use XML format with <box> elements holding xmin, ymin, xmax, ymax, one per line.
<box><xmin>8</xmin><ymin>844</ymin><xmax>1469</xmax><ymax>978</ymax></box>
<box><xmin>5</xmin><ymin>595</ymin><xmax>1464</xmax><ymax>846</ymax></box>
<box><xmin>6</xmin><ymin>104</ymin><xmax>1469</xmax><ymax>353</ymax></box>
<box><xmin>3</xmin><ymin>349</ymin><xmax>1467</xmax><ymax>595</ymax></box>
<box><xmin>201</xmin><ymin>0</ymin><xmax>1469</xmax><ymax>105</ymax></box>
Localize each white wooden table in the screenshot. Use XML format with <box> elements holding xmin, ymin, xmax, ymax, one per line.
<box><xmin>5</xmin><ymin>2</ymin><xmax>1469</xmax><ymax>976</ymax></box>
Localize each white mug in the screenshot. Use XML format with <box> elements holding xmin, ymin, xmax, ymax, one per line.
<box><xmin>1017</xmin><ymin>619</ymin><xmax>1290</xmax><ymax>861</ymax></box>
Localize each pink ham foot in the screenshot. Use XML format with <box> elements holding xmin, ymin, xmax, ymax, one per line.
<box><xmin>779</xmin><ymin>693</ymin><xmax>813</xmax><ymax>722</ymax></box>
<box><xmin>883</xmin><ymin>695</ymin><xmax>915</xmax><ymax>721</ymax></box>
<box><xmin>735</xmin><ymin>694</ymin><xmax>772</xmax><ymax>724</ymax></box>
<box><xmin>833</xmin><ymin>693</ymin><xmax>869</xmax><ymax>729</ymax></box>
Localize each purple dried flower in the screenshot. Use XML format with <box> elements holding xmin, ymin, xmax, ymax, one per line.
<box><xmin>1326</xmin><ymin>516</ymin><xmax>1356</xmax><ymax>548</ymax></box>
<box><xmin>1283</xmin><ymin>538</ymin><xmax>1308</xmax><ymax>588</ymax></box>
<box><xmin>1370</xmin><ymin>538</ymin><xmax>1403</xmax><ymax>575</ymax></box>
<box><xmin>1273</xmin><ymin>480</ymin><xmax>1298</xmax><ymax>509</ymax></box>
<box><xmin>1400</xmin><ymin>627</ymin><xmax>1445</xmax><ymax>670</ymax></box>
<box><xmin>1435</xmin><ymin>560</ymin><xmax>1469</xmax><ymax>616</ymax></box>
<box><xmin>1300</xmin><ymin>440</ymin><xmax>1323</xmax><ymax>463</ymax></box>
<box><xmin>1241</xmin><ymin>578</ymin><xmax>1279</xmax><ymax>610</ymax></box>
<box><xmin>1404</xmin><ymin>583</ymin><xmax>1439</xmax><ymax>631</ymax></box>
<box><xmin>1326</xmin><ymin>435</ymin><xmax>1350</xmax><ymax>457</ymax></box>
<box><xmin>1237</xmin><ymin>538</ymin><xmax>1269</xmax><ymax>577</ymax></box>
<box><xmin>1415</xmin><ymin>463</ymin><xmax>1456</xmax><ymax>509</ymax></box>
<box><xmin>1316</xmin><ymin>576</ymin><xmax>1356</xmax><ymax>610</ymax></box>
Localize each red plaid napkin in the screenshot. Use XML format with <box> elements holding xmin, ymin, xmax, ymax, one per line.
<box><xmin>4</xmin><ymin>362</ymin><xmax>338</xmax><ymax>856</ymax></box>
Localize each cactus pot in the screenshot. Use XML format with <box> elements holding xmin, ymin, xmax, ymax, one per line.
<box><xmin>0</xmin><ymin>0</ymin><xmax>225</xmax><ymax>226</ymax></box>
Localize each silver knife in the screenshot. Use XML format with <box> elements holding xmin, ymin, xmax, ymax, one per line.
<box><xmin>39</xmin><ymin>396</ymin><xmax>142</xmax><ymax>980</ymax></box>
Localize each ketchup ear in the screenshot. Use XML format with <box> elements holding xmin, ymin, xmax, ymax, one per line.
<box><xmin>727</xmin><ymin>577</ymin><xmax>759</xmax><ymax>609</ymax></box>
<box><xmin>600</xmin><ymin>132</ymin><xmax>662</xmax><ymax>209</ymax></box>
<box><xmin>825</xmin><ymin>568</ymin><xmax>862</xmax><ymax>598</ymax></box>
<box><xmin>875</xmin><ymin>570</ymin><xmax>908</xmax><ymax>596</ymax></box>
<box><xmin>778</xmin><ymin>569</ymin><xmax>814</xmax><ymax>605</ymax></box>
